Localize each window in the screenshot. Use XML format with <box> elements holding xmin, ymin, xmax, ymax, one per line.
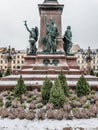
<box><xmin>17</xmin><ymin>60</ymin><xmax>20</xmax><ymax>64</ymax></box>
<box><xmin>13</xmin><ymin>66</ymin><xmax>15</xmax><ymax>69</ymax></box>
<box><xmin>17</xmin><ymin>66</ymin><xmax>20</xmax><ymax>69</ymax></box>
<box><xmin>0</xmin><ymin>60</ymin><xmax>3</xmax><ymax>64</ymax></box>
<box><xmin>21</xmin><ymin>60</ymin><xmax>24</xmax><ymax>64</ymax></box>
<box><xmin>93</xmin><ymin>66</ymin><xmax>95</xmax><ymax>70</ymax></box>
<box><xmin>17</xmin><ymin>56</ymin><xmax>20</xmax><ymax>58</ymax></box>
<box><xmin>22</xmin><ymin>55</ymin><xmax>24</xmax><ymax>58</ymax></box>
<box><xmin>13</xmin><ymin>60</ymin><xmax>15</xmax><ymax>64</ymax></box>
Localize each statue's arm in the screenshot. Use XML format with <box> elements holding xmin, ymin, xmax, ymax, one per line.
<box><xmin>24</xmin><ymin>21</ymin><xmax>31</xmax><ymax>33</ymax></box>
<box><xmin>70</xmin><ymin>31</ymin><xmax>72</xmax><ymax>38</ymax></box>
<box><xmin>35</xmin><ymin>27</ymin><xmax>39</xmax><ymax>41</ymax></box>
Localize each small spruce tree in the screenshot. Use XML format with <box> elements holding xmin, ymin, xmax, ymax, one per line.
<box><xmin>90</xmin><ymin>69</ymin><xmax>95</xmax><ymax>76</ymax></box>
<box><xmin>41</xmin><ymin>77</ymin><xmax>53</xmax><ymax>104</ymax></box>
<box><xmin>96</xmin><ymin>72</ymin><xmax>98</xmax><ymax>77</ymax></box>
<box><xmin>76</xmin><ymin>75</ymin><xmax>91</xmax><ymax>97</ymax></box>
<box><xmin>49</xmin><ymin>78</ymin><xmax>65</xmax><ymax>108</ymax></box>
<box><xmin>58</xmin><ymin>71</ymin><xmax>69</xmax><ymax>96</ymax></box>
<box><xmin>14</xmin><ymin>75</ymin><xmax>27</xmax><ymax>97</ymax></box>
<box><xmin>4</xmin><ymin>68</ymin><xmax>11</xmax><ymax>76</ymax></box>
<box><xmin>0</xmin><ymin>70</ymin><xmax>2</xmax><ymax>78</ymax></box>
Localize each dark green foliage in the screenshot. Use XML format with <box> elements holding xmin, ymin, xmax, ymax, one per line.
<box><xmin>5</xmin><ymin>100</ymin><xmax>12</xmax><ymax>108</ymax></box>
<box><xmin>4</xmin><ymin>69</ymin><xmax>11</xmax><ymax>76</ymax></box>
<box><xmin>58</xmin><ymin>71</ymin><xmax>69</xmax><ymax>96</ymax></box>
<box><xmin>0</xmin><ymin>101</ymin><xmax>4</xmax><ymax>107</ymax></box>
<box><xmin>49</xmin><ymin>78</ymin><xmax>65</xmax><ymax>108</ymax></box>
<box><xmin>90</xmin><ymin>69</ymin><xmax>95</xmax><ymax>76</ymax></box>
<box><xmin>96</xmin><ymin>72</ymin><xmax>98</xmax><ymax>77</ymax></box>
<box><xmin>14</xmin><ymin>75</ymin><xmax>27</xmax><ymax>98</ymax></box>
<box><xmin>41</xmin><ymin>77</ymin><xmax>53</xmax><ymax>104</ymax></box>
<box><xmin>0</xmin><ymin>70</ymin><xmax>2</xmax><ymax>78</ymax></box>
<box><xmin>26</xmin><ymin>98</ymin><xmax>33</xmax><ymax>103</ymax></box>
<box><xmin>36</xmin><ymin>103</ymin><xmax>43</xmax><ymax>108</ymax></box>
<box><xmin>76</xmin><ymin>75</ymin><xmax>91</xmax><ymax>97</ymax></box>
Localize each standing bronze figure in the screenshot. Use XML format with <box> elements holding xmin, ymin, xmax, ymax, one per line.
<box><xmin>41</xmin><ymin>18</ymin><xmax>59</xmax><ymax>54</ymax></box>
<box><xmin>24</xmin><ymin>21</ymin><xmax>38</xmax><ymax>54</ymax></box>
<box><xmin>63</xmin><ymin>26</ymin><xmax>72</xmax><ymax>55</ymax></box>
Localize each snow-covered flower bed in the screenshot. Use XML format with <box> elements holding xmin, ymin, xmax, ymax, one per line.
<box><xmin>0</xmin><ymin>89</ymin><xmax>98</xmax><ymax>130</ymax></box>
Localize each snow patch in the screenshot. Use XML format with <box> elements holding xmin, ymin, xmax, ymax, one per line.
<box><xmin>0</xmin><ymin>118</ymin><xmax>98</xmax><ymax>130</ymax></box>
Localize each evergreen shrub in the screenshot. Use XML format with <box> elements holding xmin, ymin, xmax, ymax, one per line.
<box><xmin>4</xmin><ymin>68</ymin><xmax>11</xmax><ymax>76</ymax></box>
<box><xmin>76</xmin><ymin>75</ymin><xmax>91</xmax><ymax>97</ymax></box>
<box><xmin>58</xmin><ymin>71</ymin><xmax>69</xmax><ymax>96</ymax></box>
<box><xmin>14</xmin><ymin>75</ymin><xmax>27</xmax><ymax>98</ymax></box>
<box><xmin>41</xmin><ymin>77</ymin><xmax>52</xmax><ymax>104</ymax></box>
<box><xmin>49</xmin><ymin>78</ymin><xmax>65</xmax><ymax>108</ymax></box>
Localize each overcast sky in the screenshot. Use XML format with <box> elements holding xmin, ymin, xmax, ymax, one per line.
<box><xmin>0</xmin><ymin>0</ymin><xmax>98</xmax><ymax>50</ymax></box>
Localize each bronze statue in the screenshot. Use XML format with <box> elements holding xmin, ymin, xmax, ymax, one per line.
<box><xmin>86</xmin><ymin>46</ymin><xmax>92</xmax><ymax>62</ymax></box>
<box><xmin>24</xmin><ymin>21</ymin><xmax>38</xmax><ymax>54</ymax></box>
<box><xmin>42</xmin><ymin>18</ymin><xmax>59</xmax><ymax>54</ymax></box>
<box><xmin>63</xmin><ymin>26</ymin><xmax>72</xmax><ymax>55</ymax></box>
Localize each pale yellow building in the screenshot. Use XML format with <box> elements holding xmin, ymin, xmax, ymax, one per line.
<box><xmin>0</xmin><ymin>46</ymin><xmax>98</xmax><ymax>71</ymax></box>
<box><xmin>0</xmin><ymin>48</ymin><xmax>26</xmax><ymax>70</ymax></box>
<box><xmin>72</xmin><ymin>45</ymin><xmax>98</xmax><ymax>71</ymax></box>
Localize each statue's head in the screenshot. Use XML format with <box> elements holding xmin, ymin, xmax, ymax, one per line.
<box><xmin>50</xmin><ymin>18</ymin><xmax>54</xmax><ymax>24</ymax></box>
<box><xmin>67</xmin><ymin>26</ymin><xmax>71</xmax><ymax>30</ymax></box>
<box><xmin>31</xmin><ymin>28</ymin><xmax>35</xmax><ymax>32</ymax></box>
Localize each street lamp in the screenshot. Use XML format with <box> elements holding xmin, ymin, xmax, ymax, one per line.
<box><xmin>85</xmin><ymin>46</ymin><xmax>96</xmax><ymax>71</ymax></box>
<box><xmin>2</xmin><ymin>46</ymin><xmax>17</xmax><ymax>73</ymax></box>
<box><xmin>81</xmin><ymin>46</ymin><xmax>96</xmax><ymax>72</ymax></box>
<box><xmin>85</xmin><ymin>46</ymin><xmax>92</xmax><ymax>71</ymax></box>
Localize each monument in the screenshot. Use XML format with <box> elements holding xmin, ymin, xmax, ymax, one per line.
<box><xmin>63</xmin><ymin>26</ymin><xmax>73</xmax><ymax>55</ymax></box>
<box><xmin>0</xmin><ymin>0</ymin><xmax>98</xmax><ymax>90</ymax></box>
<box><xmin>24</xmin><ymin>21</ymin><xmax>38</xmax><ymax>55</ymax></box>
<box><xmin>38</xmin><ymin>0</ymin><xmax>64</xmax><ymax>53</ymax></box>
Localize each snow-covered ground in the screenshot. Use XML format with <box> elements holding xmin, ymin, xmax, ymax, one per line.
<box><xmin>6</xmin><ymin>74</ymin><xmax>98</xmax><ymax>78</ymax></box>
<box><xmin>0</xmin><ymin>118</ymin><xmax>98</xmax><ymax>130</ymax></box>
<box><xmin>0</xmin><ymin>80</ymin><xmax>98</xmax><ymax>86</ymax></box>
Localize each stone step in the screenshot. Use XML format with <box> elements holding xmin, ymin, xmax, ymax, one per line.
<box><xmin>15</xmin><ymin>69</ymin><xmax>83</xmax><ymax>75</ymax></box>
<box><xmin>1</xmin><ymin>74</ymin><xmax>98</xmax><ymax>81</ymax></box>
<box><xmin>0</xmin><ymin>80</ymin><xmax>98</xmax><ymax>91</ymax></box>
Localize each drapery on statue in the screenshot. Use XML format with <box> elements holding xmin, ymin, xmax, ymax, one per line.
<box><xmin>63</xmin><ymin>26</ymin><xmax>73</xmax><ymax>55</ymax></box>
<box><xmin>41</xmin><ymin>18</ymin><xmax>59</xmax><ymax>54</ymax></box>
<box><xmin>24</xmin><ymin>21</ymin><xmax>38</xmax><ymax>54</ymax></box>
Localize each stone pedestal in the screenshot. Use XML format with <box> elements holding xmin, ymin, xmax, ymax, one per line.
<box><xmin>66</xmin><ymin>56</ymin><xmax>80</xmax><ymax>69</ymax></box>
<box><xmin>20</xmin><ymin>54</ymin><xmax>80</xmax><ymax>73</ymax></box>
<box><xmin>38</xmin><ymin>0</ymin><xmax>64</xmax><ymax>52</ymax></box>
<box><xmin>21</xmin><ymin>56</ymin><xmax>36</xmax><ymax>69</ymax></box>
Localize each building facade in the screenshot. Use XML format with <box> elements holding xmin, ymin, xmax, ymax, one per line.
<box><xmin>71</xmin><ymin>45</ymin><xmax>98</xmax><ymax>71</ymax></box>
<box><xmin>0</xmin><ymin>48</ymin><xmax>26</xmax><ymax>71</ymax></box>
<box><xmin>0</xmin><ymin>46</ymin><xmax>98</xmax><ymax>71</ymax></box>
